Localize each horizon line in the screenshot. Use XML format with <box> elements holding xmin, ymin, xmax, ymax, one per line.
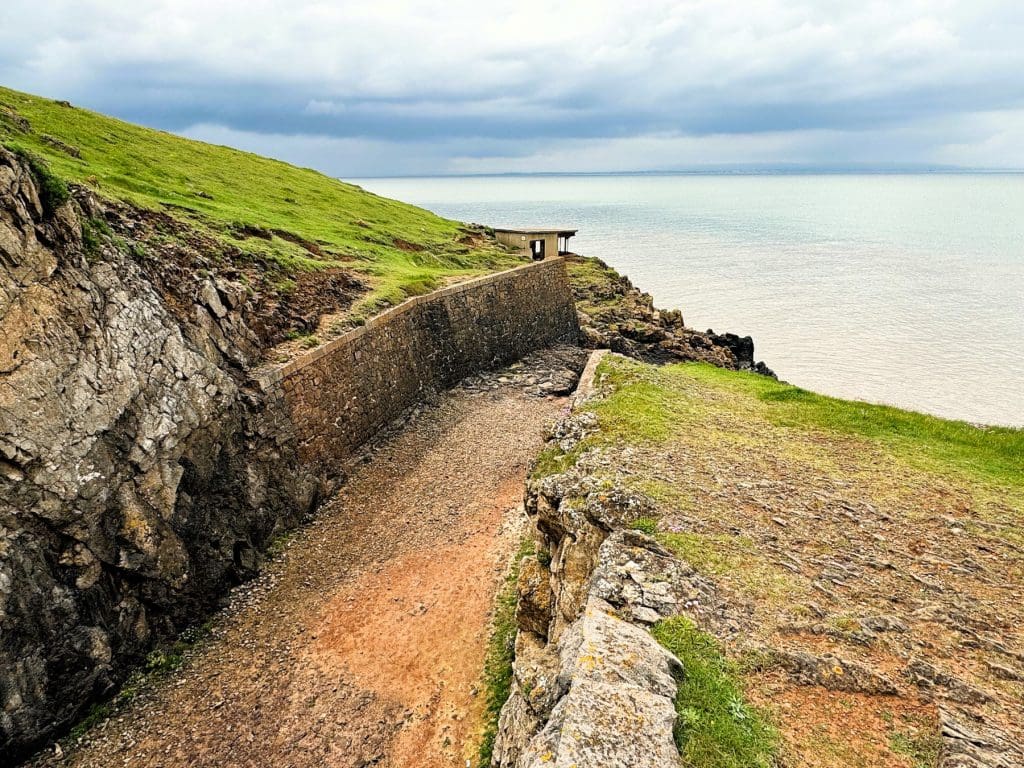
<box><xmin>351</xmin><ymin>166</ymin><xmax>1024</xmax><ymax>180</ymax></box>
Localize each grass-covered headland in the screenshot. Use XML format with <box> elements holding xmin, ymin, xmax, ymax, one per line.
<box><xmin>534</xmin><ymin>355</ymin><xmax>1022</xmax><ymax>766</ymax></box>
<box><xmin>0</xmin><ymin>85</ymin><xmax>519</xmax><ymax>323</ymax></box>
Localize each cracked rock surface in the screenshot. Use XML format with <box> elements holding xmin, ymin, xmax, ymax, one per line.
<box><xmin>0</xmin><ymin>147</ymin><xmax>319</xmax><ymax>759</ymax></box>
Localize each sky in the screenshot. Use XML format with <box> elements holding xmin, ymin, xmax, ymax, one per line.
<box><xmin>2</xmin><ymin>0</ymin><xmax>1024</xmax><ymax>176</ymax></box>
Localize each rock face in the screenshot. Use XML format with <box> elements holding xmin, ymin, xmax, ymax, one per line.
<box><xmin>493</xmin><ymin>501</ymin><xmax>689</xmax><ymax>767</ymax></box>
<box><xmin>0</xmin><ymin>146</ymin><xmax>316</xmax><ymax>759</ymax></box>
<box><xmin>492</xmin><ymin>362</ymin><xmax>692</xmax><ymax>767</ymax></box>
<box><xmin>0</xmin><ymin>147</ymin><xmax>591</xmax><ymax>760</ymax></box>
<box><xmin>567</xmin><ymin>253</ymin><xmax>774</xmax><ymax>376</ymax></box>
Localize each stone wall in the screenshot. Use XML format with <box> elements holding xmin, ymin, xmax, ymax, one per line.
<box><xmin>260</xmin><ymin>258</ymin><xmax>579</xmax><ymax>479</ymax></box>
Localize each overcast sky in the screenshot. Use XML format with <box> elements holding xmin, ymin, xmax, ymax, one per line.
<box><xmin>2</xmin><ymin>0</ymin><xmax>1023</xmax><ymax>176</ymax></box>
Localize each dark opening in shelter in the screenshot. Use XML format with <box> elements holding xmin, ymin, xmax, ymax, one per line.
<box><xmin>494</xmin><ymin>228</ymin><xmax>577</xmax><ymax>260</ymax></box>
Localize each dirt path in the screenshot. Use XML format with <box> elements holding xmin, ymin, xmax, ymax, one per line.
<box><xmin>38</xmin><ymin>352</ymin><xmax>580</xmax><ymax>768</ymax></box>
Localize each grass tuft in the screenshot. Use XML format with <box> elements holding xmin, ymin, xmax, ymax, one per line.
<box><xmin>630</xmin><ymin>516</ymin><xmax>660</xmax><ymax>535</ymax></box>
<box><xmin>5</xmin><ymin>142</ymin><xmax>70</xmax><ymax>215</ymax></box>
<box><xmin>477</xmin><ymin>538</ymin><xmax>534</xmax><ymax>766</ymax></box>
<box><xmin>652</xmin><ymin>616</ymin><xmax>779</xmax><ymax>768</ymax></box>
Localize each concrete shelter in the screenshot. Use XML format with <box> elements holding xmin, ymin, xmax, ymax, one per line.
<box><xmin>495</xmin><ymin>228</ymin><xmax>577</xmax><ymax>260</ymax></box>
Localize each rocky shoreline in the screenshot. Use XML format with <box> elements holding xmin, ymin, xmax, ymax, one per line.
<box><xmin>564</xmin><ymin>253</ymin><xmax>774</xmax><ymax>376</ymax></box>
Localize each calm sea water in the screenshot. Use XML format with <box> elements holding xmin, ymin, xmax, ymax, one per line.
<box><xmin>356</xmin><ymin>175</ymin><xmax>1024</xmax><ymax>427</ymax></box>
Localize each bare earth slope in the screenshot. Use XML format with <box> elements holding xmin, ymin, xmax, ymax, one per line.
<box><xmin>28</xmin><ymin>354</ymin><xmax>580</xmax><ymax>768</ymax></box>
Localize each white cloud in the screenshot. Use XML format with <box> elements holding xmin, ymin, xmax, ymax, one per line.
<box><xmin>2</xmin><ymin>0</ymin><xmax>1023</xmax><ymax>173</ymax></box>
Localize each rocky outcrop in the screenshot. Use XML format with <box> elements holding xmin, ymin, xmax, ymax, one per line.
<box><xmin>492</xmin><ymin>356</ymin><xmax>692</xmax><ymax>767</ymax></box>
<box><xmin>566</xmin><ymin>253</ymin><xmax>774</xmax><ymax>376</ymax></box>
<box><xmin>493</xmin><ymin>528</ymin><xmax>688</xmax><ymax>768</ymax></box>
<box><xmin>0</xmin><ymin>146</ymin><xmax>320</xmax><ymax>759</ymax></box>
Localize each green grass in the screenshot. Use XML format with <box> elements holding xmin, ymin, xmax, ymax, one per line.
<box><xmin>545</xmin><ymin>355</ymin><xmax>1023</xmax><ymax>499</ymax></box>
<box><xmin>0</xmin><ymin>85</ymin><xmax>520</xmax><ymax>316</ymax></box>
<box><xmin>888</xmin><ymin>713</ymin><xmax>942</xmax><ymax>768</ymax></box>
<box><xmin>477</xmin><ymin>538</ymin><xmax>535</xmax><ymax>766</ymax></box>
<box><xmin>679</xmin><ymin>362</ymin><xmax>1024</xmax><ymax>493</ymax></box>
<box><xmin>652</xmin><ymin>616</ymin><xmax>779</xmax><ymax>768</ymax></box>
<box><xmin>529</xmin><ymin>358</ymin><xmax>698</xmax><ymax>479</ymax></box>
<box><xmin>630</xmin><ymin>516</ymin><xmax>660</xmax><ymax>535</ymax></box>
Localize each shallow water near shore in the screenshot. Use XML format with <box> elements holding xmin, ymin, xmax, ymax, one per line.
<box><xmin>357</xmin><ymin>174</ymin><xmax>1024</xmax><ymax>427</ymax></box>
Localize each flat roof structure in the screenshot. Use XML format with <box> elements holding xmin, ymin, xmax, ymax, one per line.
<box><xmin>494</xmin><ymin>228</ymin><xmax>577</xmax><ymax>260</ymax></box>
<box><xmin>494</xmin><ymin>228</ymin><xmax>578</xmax><ymax>236</ymax></box>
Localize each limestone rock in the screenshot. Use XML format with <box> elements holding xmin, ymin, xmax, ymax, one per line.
<box><xmin>0</xmin><ymin>146</ymin><xmax>316</xmax><ymax>759</ymax></box>
<box><xmin>505</xmin><ymin>599</ymin><xmax>681</xmax><ymax>768</ymax></box>
<box><xmin>567</xmin><ymin>254</ymin><xmax>774</xmax><ymax>376</ymax></box>
<box><xmin>592</xmin><ymin>529</ymin><xmax>718</xmax><ymax>625</ymax></box>
<box><xmin>768</xmin><ymin>647</ymin><xmax>897</xmax><ymax>694</ymax></box>
<box><xmin>938</xmin><ymin>706</ymin><xmax>1021</xmax><ymax>768</ymax></box>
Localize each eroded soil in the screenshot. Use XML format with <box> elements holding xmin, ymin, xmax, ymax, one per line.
<box><xmin>30</xmin><ymin>353</ymin><xmax>579</xmax><ymax>768</ymax></box>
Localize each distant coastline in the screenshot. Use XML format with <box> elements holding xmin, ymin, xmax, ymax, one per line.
<box><xmin>352</xmin><ymin>166</ymin><xmax>1024</xmax><ymax>180</ymax></box>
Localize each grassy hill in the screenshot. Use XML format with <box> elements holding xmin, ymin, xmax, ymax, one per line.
<box><xmin>0</xmin><ymin>85</ymin><xmax>518</xmax><ymax>318</ymax></box>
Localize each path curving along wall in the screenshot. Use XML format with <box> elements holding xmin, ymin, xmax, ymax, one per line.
<box><xmin>258</xmin><ymin>257</ymin><xmax>580</xmax><ymax>479</ymax></box>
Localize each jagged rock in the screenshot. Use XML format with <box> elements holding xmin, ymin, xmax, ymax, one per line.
<box><xmin>939</xmin><ymin>707</ymin><xmax>1022</xmax><ymax>768</ymax></box>
<box><xmin>40</xmin><ymin>134</ymin><xmax>82</xmax><ymax>159</ymax></box>
<box><xmin>567</xmin><ymin>254</ymin><xmax>774</xmax><ymax>376</ymax></box>
<box><xmin>0</xmin><ymin>146</ymin><xmax>318</xmax><ymax>759</ymax></box>
<box><xmin>591</xmin><ymin>529</ymin><xmax>718</xmax><ymax>625</ymax></box>
<box><xmin>503</xmin><ymin>599</ymin><xmax>681</xmax><ymax>768</ymax></box>
<box><xmin>526</xmin><ymin>475</ymin><xmax>657</xmax><ymax>638</ymax></box>
<box><xmin>767</xmin><ymin>647</ymin><xmax>897</xmax><ymax>694</ymax></box>
<box><xmin>906</xmin><ymin>660</ymin><xmax>993</xmax><ymax>705</ymax></box>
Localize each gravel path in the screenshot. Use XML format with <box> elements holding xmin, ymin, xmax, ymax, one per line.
<box><xmin>35</xmin><ymin>350</ymin><xmax>582</xmax><ymax>768</ymax></box>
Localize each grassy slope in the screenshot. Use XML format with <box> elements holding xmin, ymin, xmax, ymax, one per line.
<box><xmin>541</xmin><ymin>357</ymin><xmax>1023</xmax><ymax>500</ymax></box>
<box><xmin>537</xmin><ymin>356</ymin><xmax>1022</xmax><ymax>765</ymax></box>
<box><xmin>0</xmin><ymin>86</ymin><xmax>519</xmax><ymax>315</ymax></box>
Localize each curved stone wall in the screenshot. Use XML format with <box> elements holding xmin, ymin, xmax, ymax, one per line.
<box><xmin>260</xmin><ymin>258</ymin><xmax>580</xmax><ymax>480</ymax></box>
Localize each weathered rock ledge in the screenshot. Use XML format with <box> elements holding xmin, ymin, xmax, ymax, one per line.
<box><xmin>493</xmin><ymin>350</ymin><xmax>1021</xmax><ymax>768</ymax></box>
<box><xmin>493</xmin><ymin>352</ymin><xmax>691</xmax><ymax>767</ymax></box>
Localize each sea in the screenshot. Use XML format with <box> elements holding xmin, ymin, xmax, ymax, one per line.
<box><xmin>355</xmin><ymin>174</ymin><xmax>1024</xmax><ymax>427</ymax></box>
